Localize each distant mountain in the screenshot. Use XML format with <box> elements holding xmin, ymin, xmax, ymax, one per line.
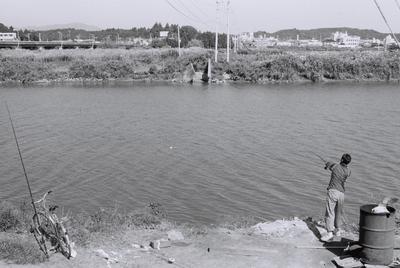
<box><xmin>255</xmin><ymin>27</ymin><xmax>390</xmax><ymax>40</ymax></box>
<box><xmin>23</xmin><ymin>23</ymin><xmax>101</xmax><ymax>31</ymax></box>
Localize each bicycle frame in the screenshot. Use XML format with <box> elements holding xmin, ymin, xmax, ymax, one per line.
<box><xmin>31</xmin><ymin>191</ymin><xmax>71</xmax><ymax>259</ymax></box>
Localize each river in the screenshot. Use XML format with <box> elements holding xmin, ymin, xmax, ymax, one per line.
<box><xmin>0</xmin><ymin>82</ymin><xmax>399</xmax><ymax>224</ymax></box>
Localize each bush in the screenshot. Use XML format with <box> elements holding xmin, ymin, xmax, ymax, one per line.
<box><xmin>188</xmin><ymin>39</ymin><xmax>204</xmax><ymax>48</ymax></box>
<box><xmin>0</xmin><ymin>202</ymin><xmax>20</xmax><ymax>232</ymax></box>
<box><xmin>149</xmin><ymin>65</ymin><xmax>158</xmax><ymax>74</ymax></box>
<box><xmin>0</xmin><ymin>201</ymin><xmax>31</xmax><ymax>232</ymax></box>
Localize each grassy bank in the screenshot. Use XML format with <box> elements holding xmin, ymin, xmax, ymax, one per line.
<box><xmin>1</xmin><ymin>199</ymin><xmax>400</xmax><ymax>265</ymax></box>
<box><xmin>1</xmin><ymin>48</ymin><xmax>400</xmax><ymax>84</ymax></box>
<box><xmin>0</xmin><ymin>200</ymin><xmax>169</xmax><ymax>264</ymax></box>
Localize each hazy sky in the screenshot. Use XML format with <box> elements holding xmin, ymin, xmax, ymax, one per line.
<box><xmin>2</xmin><ymin>0</ymin><xmax>400</xmax><ymax>33</ymax></box>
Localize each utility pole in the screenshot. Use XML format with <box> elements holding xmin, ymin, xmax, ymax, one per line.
<box><xmin>38</xmin><ymin>33</ymin><xmax>41</xmax><ymax>42</ymax></box>
<box><xmin>226</xmin><ymin>0</ymin><xmax>230</xmax><ymax>62</ymax></box>
<box><xmin>215</xmin><ymin>0</ymin><xmax>220</xmax><ymax>63</ymax></box>
<box><xmin>178</xmin><ymin>24</ymin><xmax>181</xmax><ymax>56</ymax></box>
<box><xmin>233</xmin><ymin>35</ymin><xmax>237</xmax><ymax>53</ymax></box>
<box><xmin>208</xmin><ymin>58</ymin><xmax>212</xmax><ymax>82</ymax></box>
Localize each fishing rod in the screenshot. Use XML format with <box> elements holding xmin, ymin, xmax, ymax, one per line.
<box><xmin>5</xmin><ymin>102</ymin><xmax>40</xmax><ymax>219</ymax></box>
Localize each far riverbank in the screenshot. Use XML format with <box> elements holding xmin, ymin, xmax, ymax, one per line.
<box><xmin>1</xmin><ymin>48</ymin><xmax>400</xmax><ymax>84</ymax></box>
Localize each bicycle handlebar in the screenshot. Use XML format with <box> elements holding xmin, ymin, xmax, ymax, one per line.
<box><xmin>34</xmin><ymin>190</ymin><xmax>52</xmax><ymax>204</ymax></box>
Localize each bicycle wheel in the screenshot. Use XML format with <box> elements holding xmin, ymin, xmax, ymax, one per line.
<box><xmin>55</xmin><ymin>222</ymin><xmax>71</xmax><ymax>259</ymax></box>
<box><xmin>32</xmin><ymin>212</ymin><xmax>58</xmax><ymax>256</ymax></box>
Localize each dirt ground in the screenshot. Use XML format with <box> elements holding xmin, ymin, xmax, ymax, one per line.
<box><xmin>1</xmin><ymin>219</ymin><xmax>399</xmax><ymax>268</ymax></box>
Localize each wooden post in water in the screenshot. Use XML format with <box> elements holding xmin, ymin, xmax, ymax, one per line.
<box><xmin>178</xmin><ymin>24</ymin><xmax>181</xmax><ymax>56</ymax></box>
<box><xmin>208</xmin><ymin>58</ymin><xmax>212</xmax><ymax>82</ymax></box>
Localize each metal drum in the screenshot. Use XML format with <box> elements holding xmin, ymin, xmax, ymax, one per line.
<box><xmin>359</xmin><ymin>204</ymin><xmax>396</xmax><ymax>265</ymax></box>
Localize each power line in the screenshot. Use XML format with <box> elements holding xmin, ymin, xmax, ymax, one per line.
<box><xmin>373</xmin><ymin>0</ymin><xmax>400</xmax><ymax>46</ymax></box>
<box><xmin>187</xmin><ymin>0</ymin><xmax>214</xmax><ymax>21</ymax></box>
<box><xmin>164</xmin><ymin>0</ymin><xmax>211</xmax><ymax>28</ymax></box>
<box><xmin>173</xmin><ymin>0</ymin><xmax>212</xmax><ymax>27</ymax></box>
<box><xmin>395</xmin><ymin>0</ymin><xmax>400</xmax><ymax>12</ymax></box>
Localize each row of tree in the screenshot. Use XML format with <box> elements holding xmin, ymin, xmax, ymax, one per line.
<box><xmin>0</xmin><ymin>22</ymin><xmax>231</xmax><ymax>49</ymax></box>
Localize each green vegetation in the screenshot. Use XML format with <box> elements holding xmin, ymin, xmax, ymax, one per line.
<box><xmin>0</xmin><ymin>200</ymin><xmax>168</xmax><ymax>263</ymax></box>
<box><xmin>0</xmin><ymin>201</ymin><xmax>45</xmax><ymax>264</ymax></box>
<box><xmin>224</xmin><ymin>49</ymin><xmax>400</xmax><ymax>82</ymax></box>
<box><xmin>0</xmin><ymin>201</ymin><xmax>31</xmax><ymax>232</ymax></box>
<box><xmin>0</xmin><ymin>235</ymin><xmax>47</xmax><ymax>264</ymax></box>
<box><xmin>1</xmin><ymin>48</ymin><xmax>400</xmax><ymax>84</ymax></box>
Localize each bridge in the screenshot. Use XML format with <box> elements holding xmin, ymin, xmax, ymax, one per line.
<box><xmin>0</xmin><ymin>40</ymin><xmax>99</xmax><ymax>50</ymax></box>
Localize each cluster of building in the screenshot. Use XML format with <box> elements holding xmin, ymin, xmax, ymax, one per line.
<box><xmin>0</xmin><ymin>32</ymin><xmax>17</xmax><ymax>41</ymax></box>
<box><xmin>1</xmin><ymin>30</ymin><xmax>399</xmax><ymax>50</ymax></box>
<box><xmin>238</xmin><ymin>31</ymin><xmax>398</xmax><ymax>49</ymax></box>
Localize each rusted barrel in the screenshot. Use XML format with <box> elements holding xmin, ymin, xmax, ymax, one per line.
<box><xmin>359</xmin><ymin>204</ymin><xmax>396</xmax><ymax>265</ymax></box>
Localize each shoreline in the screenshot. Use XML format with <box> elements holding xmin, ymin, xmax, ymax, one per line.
<box><xmin>1</xmin><ymin>48</ymin><xmax>400</xmax><ymax>86</ymax></box>
<box><xmin>1</xmin><ymin>76</ymin><xmax>400</xmax><ymax>88</ymax></box>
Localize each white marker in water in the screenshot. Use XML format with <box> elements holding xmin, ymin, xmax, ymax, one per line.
<box><xmin>169</xmin><ymin>146</ymin><xmax>174</xmax><ymax>149</ymax></box>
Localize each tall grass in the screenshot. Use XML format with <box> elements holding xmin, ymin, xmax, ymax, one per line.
<box><xmin>0</xmin><ymin>200</ymin><xmax>168</xmax><ymax>249</ymax></box>
<box><xmin>0</xmin><ymin>235</ymin><xmax>46</xmax><ymax>264</ymax></box>
<box><xmin>0</xmin><ymin>48</ymin><xmax>400</xmax><ymax>83</ymax></box>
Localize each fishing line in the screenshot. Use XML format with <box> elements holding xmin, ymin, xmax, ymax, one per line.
<box><xmin>312</xmin><ymin>152</ymin><xmax>326</xmax><ymax>164</ymax></box>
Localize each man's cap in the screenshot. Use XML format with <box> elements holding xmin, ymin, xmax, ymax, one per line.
<box><xmin>341</xmin><ymin>153</ymin><xmax>351</xmax><ymax>165</ymax></box>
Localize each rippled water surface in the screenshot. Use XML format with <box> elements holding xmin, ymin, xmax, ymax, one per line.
<box><xmin>0</xmin><ymin>82</ymin><xmax>399</xmax><ymax>224</ymax></box>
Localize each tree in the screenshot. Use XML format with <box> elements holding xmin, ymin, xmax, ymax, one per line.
<box><xmin>180</xmin><ymin>25</ymin><xmax>198</xmax><ymax>47</ymax></box>
<box><xmin>197</xmin><ymin>32</ymin><xmax>212</xmax><ymax>48</ymax></box>
<box><xmin>0</xmin><ymin>23</ymin><xmax>11</xmax><ymax>32</ymax></box>
<box><xmin>188</xmin><ymin>39</ymin><xmax>203</xmax><ymax>48</ymax></box>
<box><xmin>166</xmin><ymin>38</ymin><xmax>178</xmax><ymax>48</ymax></box>
<box><xmin>151</xmin><ymin>39</ymin><xmax>166</xmax><ymax>48</ymax></box>
<box><xmin>150</xmin><ymin>22</ymin><xmax>163</xmax><ymax>38</ymax></box>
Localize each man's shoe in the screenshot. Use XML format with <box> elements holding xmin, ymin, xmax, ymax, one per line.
<box><xmin>321</xmin><ymin>232</ymin><xmax>334</xmax><ymax>242</ymax></box>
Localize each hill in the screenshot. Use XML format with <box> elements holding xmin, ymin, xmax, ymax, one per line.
<box><xmin>22</xmin><ymin>23</ymin><xmax>101</xmax><ymax>31</ymax></box>
<box><xmin>255</xmin><ymin>27</ymin><xmax>390</xmax><ymax>40</ymax></box>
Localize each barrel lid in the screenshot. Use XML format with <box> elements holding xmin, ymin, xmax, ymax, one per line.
<box><xmin>360</xmin><ymin>204</ymin><xmax>396</xmax><ymax>215</ymax></box>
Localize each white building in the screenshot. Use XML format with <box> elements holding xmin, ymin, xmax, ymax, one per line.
<box><xmin>276</xmin><ymin>40</ymin><xmax>292</xmax><ymax>47</ymax></box>
<box><xmin>383</xmin><ymin>35</ymin><xmax>397</xmax><ymax>46</ymax></box>
<box><xmin>239</xmin><ymin>32</ymin><xmax>254</xmax><ymax>42</ymax></box>
<box><xmin>333</xmin><ymin>31</ymin><xmax>360</xmax><ymax>48</ymax></box>
<box><xmin>254</xmin><ymin>36</ymin><xmax>278</xmax><ymax>47</ymax></box>
<box><xmin>159</xmin><ymin>31</ymin><xmax>169</xmax><ymax>38</ymax></box>
<box><xmin>0</xmin><ymin>32</ymin><xmax>17</xmax><ymax>41</ymax></box>
<box><xmin>299</xmin><ymin>39</ymin><xmax>323</xmax><ymax>47</ymax></box>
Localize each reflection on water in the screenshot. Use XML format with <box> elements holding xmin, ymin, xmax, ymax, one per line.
<box><xmin>0</xmin><ymin>82</ymin><xmax>399</xmax><ymax>224</ymax></box>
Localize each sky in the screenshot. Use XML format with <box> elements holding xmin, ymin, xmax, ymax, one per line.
<box><xmin>2</xmin><ymin>0</ymin><xmax>400</xmax><ymax>33</ymax></box>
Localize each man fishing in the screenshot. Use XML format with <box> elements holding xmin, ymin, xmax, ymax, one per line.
<box><xmin>320</xmin><ymin>153</ymin><xmax>352</xmax><ymax>242</ymax></box>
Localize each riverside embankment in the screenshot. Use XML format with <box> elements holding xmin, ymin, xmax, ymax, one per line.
<box><xmin>0</xmin><ymin>198</ymin><xmax>394</xmax><ymax>268</ymax></box>
<box><xmin>1</xmin><ymin>48</ymin><xmax>400</xmax><ymax>84</ymax></box>
<box><xmin>0</xmin><ymin>201</ymin><xmax>399</xmax><ymax>268</ymax></box>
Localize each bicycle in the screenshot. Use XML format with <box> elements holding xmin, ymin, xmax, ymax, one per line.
<box><xmin>30</xmin><ymin>191</ymin><xmax>72</xmax><ymax>259</ymax></box>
